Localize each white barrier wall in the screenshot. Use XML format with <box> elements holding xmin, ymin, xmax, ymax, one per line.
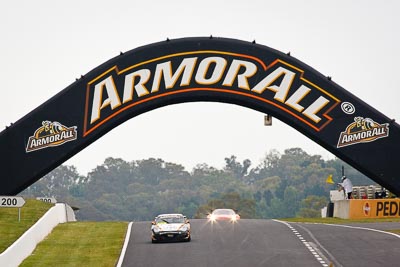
<box><xmin>333</xmin><ymin>200</ymin><xmax>350</xmax><ymax>219</ymax></box>
<box><xmin>0</xmin><ymin>203</ymin><xmax>76</xmax><ymax>267</ymax></box>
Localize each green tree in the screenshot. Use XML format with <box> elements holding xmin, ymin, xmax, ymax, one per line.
<box><xmin>21</xmin><ymin>165</ymin><xmax>86</xmax><ymax>201</ymax></box>
<box><xmin>195</xmin><ymin>192</ymin><xmax>255</xmax><ymax>219</ymax></box>
<box><xmin>298</xmin><ymin>195</ymin><xmax>328</xmax><ymax>218</ymax></box>
<box><xmin>224</xmin><ymin>155</ymin><xmax>251</xmax><ymax>180</ymax></box>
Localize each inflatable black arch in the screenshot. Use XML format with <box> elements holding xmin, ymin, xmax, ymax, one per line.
<box><xmin>1</xmin><ymin>37</ymin><xmax>399</xmax><ymax>195</ymax></box>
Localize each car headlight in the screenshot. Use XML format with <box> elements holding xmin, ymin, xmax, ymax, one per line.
<box><xmin>179</xmin><ymin>225</ymin><xmax>189</xmax><ymax>232</ymax></box>
<box><xmin>152</xmin><ymin>227</ymin><xmax>160</xmax><ymax>233</ymax></box>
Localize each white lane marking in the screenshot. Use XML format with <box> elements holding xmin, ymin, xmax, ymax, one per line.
<box><xmin>116</xmin><ymin>221</ymin><xmax>133</xmax><ymax>267</ymax></box>
<box><xmin>323</xmin><ymin>223</ymin><xmax>400</xmax><ymax>239</ymax></box>
<box><xmin>296</xmin><ymin>223</ymin><xmax>343</xmax><ymax>267</ymax></box>
<box><xmin>294</xmin><ymin>221</ymin><xmax>400</xmax><ymax>266</ymax></box>
<box><xmin>273</xmin><ymin>220</ymin><xmax>334</xmax><ymax>267</ymax></box>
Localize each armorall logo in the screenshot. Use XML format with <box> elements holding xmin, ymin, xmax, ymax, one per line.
<box><xmin>26</xmin><ymin>121</ymin><xmax>77</xmax><ymax>152</ymax></box>
<box><xmin>337</xmin><ymin>117</ymin><xmax>389</xmax><ymax>148</ymax></box>
<box><xmin>83</xmin><ymin>51</ymin><xmax>341</xmax><ymax>136</ymax></box>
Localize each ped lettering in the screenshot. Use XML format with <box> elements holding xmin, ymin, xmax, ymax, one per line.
<box><xmin>376</xmin><ymin>201</ymin><xmax>400</xmax><ymax>217</ymax></box>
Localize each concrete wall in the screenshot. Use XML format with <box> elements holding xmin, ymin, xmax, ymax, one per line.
<box><xmin>333</xmin><ymin>200</ymin><xmax>350</xmax><ymax>219</ymax></box>
<box><xmin>0</xmin><ymin>203</ymin><xmax>76</xmax><ymax>267</ymax></box>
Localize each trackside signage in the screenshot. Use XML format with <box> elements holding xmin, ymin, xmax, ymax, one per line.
<box><xmin>0</xmin><ymin>196</ymin><xmax>25</xmax><ymax>207</ymax></box>
<box><xmin>26</xmin><ymin>121</ymin><xmax>78</xmax><ymax>152</ymax></box>
<box><xmin>83</xmin><ymin>51</ymin><xmax>340</xmax><ymax>136</ymax></box>
<box><xmin>348</xmin><ymin>199</ymin><xmax>400</xmax><ymax>219</ymax></box>
<box><xmin>1</xmin><ymin>37</ymin><xmax>399</xmax><ymax>196</ymax></box>
<box><xmin>337</xmin><ymin>117</ymin><xmax>389</xmax><ymax>148</ymax></box>
<box><xmin>36</xmin><ymin>197</ymin><xmax>57</xmax><ymax>204</ymax></box>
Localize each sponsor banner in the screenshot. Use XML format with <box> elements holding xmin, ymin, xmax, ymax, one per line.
<box><xmin>337</xmin><ymin>117</ymin><xmax>389</xmax><ymax>148</ymax></box>
<box><xmin>348</xmin><ymin>199</ymin><xmax>400</xmax><ymax>219</ymax></box>
<box><xmin>83</xmin><ymin>51</ymin><xmax>341</xmax><ymax>136</ymax></box>
<box><xmin>26</xmin><ymin>121</ymin><xmax>77</xmax><ymax>152</ymax></box>
<box><xmin>2</xmin><ymin>37</ymin><xmax>399</xmax><ymax>197</ymax></box>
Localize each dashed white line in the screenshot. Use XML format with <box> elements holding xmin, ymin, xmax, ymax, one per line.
<box><xmin>273</xmin><ymin>219</ymin><xmax>333</xmax><ymax>267</ymax></box>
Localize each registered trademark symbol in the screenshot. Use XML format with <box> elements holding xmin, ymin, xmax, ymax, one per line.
<box><xmin>341</xmin><ymin>102</ymin><xmax>355</xmax><ymax>114</ymax></box>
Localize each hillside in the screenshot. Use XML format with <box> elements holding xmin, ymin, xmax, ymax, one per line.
<box><xmin>19</xmin><ymin>148</ymin><xmax>376</xmax><ymax>221</ymax></box>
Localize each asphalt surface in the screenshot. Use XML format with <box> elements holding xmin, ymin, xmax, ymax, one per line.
<box><xmin>120</xmin><ymin>219</ymin><xmax>400</xmax><ymax>267</ymax></box>
<box><xmin>292</xmin><ymin>222</ymin><xmax>400</xmax><ymax>267</ymax></box>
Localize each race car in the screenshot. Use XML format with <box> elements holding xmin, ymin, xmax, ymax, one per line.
<box><xmin>151</xmin><ymin>213</ymin><xmax>191</xmax><ymax>243</ymax></box>
<box><xmin>207</xmin><ymin>208</ymin><xmax>240</xmax><ymax>223</ymax></box>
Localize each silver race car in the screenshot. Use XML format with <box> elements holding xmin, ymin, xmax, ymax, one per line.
<box><xmin>151</xmin><ymin>213</ymin><xmax>191</xmax><ymax>243</ymax></box>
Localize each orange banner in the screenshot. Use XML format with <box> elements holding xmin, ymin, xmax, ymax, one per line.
<box><xmin>348</xmin><ymin>199</ymin><xmax>400</xmax><ymax>219</ymax></box>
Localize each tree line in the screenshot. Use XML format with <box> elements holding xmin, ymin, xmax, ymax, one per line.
<box><xmin>19</xmin><ymin>148</ymin><xmax>376</xmax><ymax>221</ymax></box>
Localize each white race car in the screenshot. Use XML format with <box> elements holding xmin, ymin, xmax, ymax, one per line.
<box><xmin>151</xmin><ymin>213</ymin><xmax>191</xmax><ymax>243</ymax></box>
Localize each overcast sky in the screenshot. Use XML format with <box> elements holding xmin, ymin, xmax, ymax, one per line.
<box><xmin>1</xmin><ymin>0</ymin><xmax>399</xmax><ymax>175</ymax></box>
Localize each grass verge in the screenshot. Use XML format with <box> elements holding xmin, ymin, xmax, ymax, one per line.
<box><xmin>20</xmin><ymin>221</ymin><xmax>128</xmax><ymax>267</ymax></box>
<box><xmin>0</xmin><ymin>199</ymin><xmax>53</xmax><ymax>253</ymax></box>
